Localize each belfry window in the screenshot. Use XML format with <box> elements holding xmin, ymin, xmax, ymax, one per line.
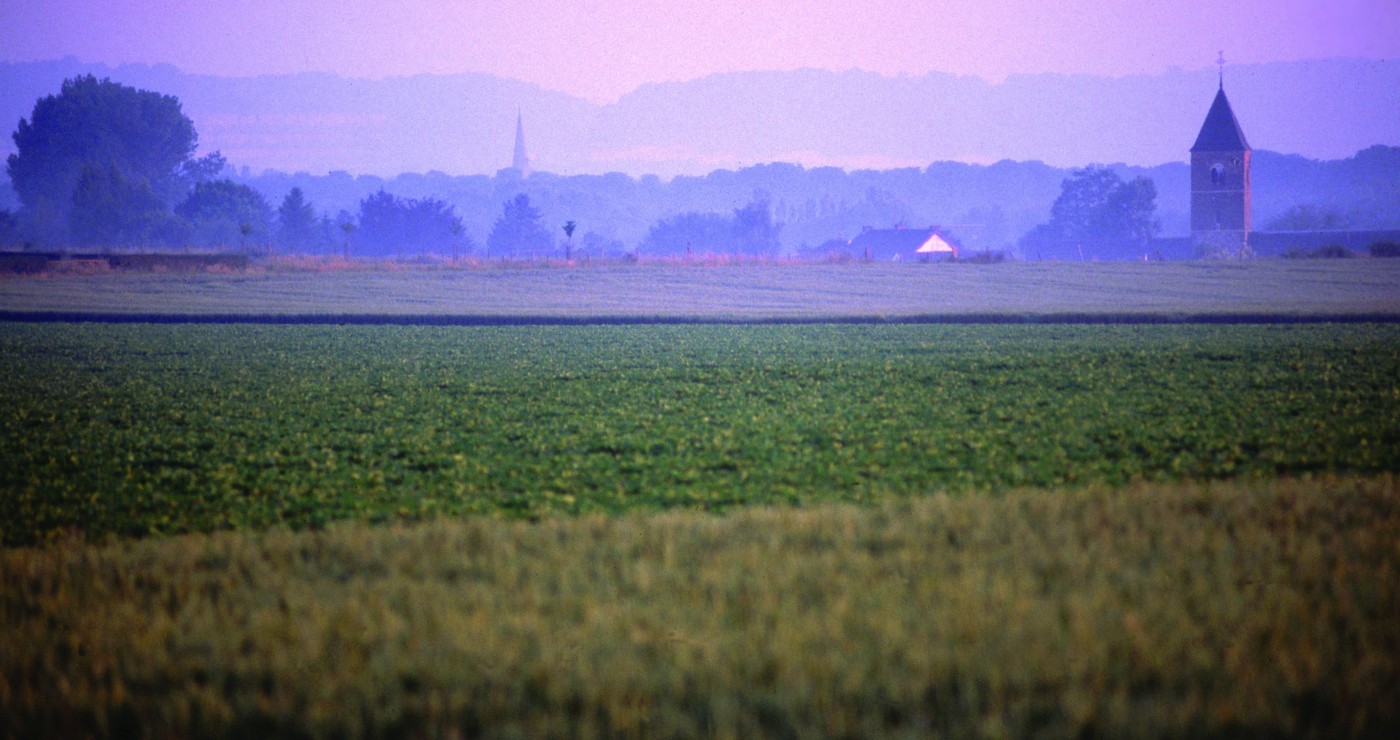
<box><xmin>1210</xmin><ymin>164</ymin><xmax>1225</xmax><ymax>186</ymax></box>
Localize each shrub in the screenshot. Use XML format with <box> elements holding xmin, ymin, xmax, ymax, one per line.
<box><xmin>0</xmin><ymin>254</ymin><xmax>50</xmax><ymax>274</ymax></box>
<box><xmin>107</xmin><ymin>253</ymin><xmax>251</xmax><ymax>272</ymax></box>
<box><xmin>1369</xmin><ymin>241</ymin><xmax>1400</xmax><ymax>258</ymax></box>
<box><xmin>958</xmin><ymin>250</ymin><xmax>1009</xmax><ymax>264</ymax></box>
<box><xmin>1283</xmin><ymin>244</ymin><xmax>1354</xmax><ymax>260</ymax></box>
<box><xmin>1196</xmin><ymin>240</ymin><xmax>1254</xmax><ymax>260</ymax></box>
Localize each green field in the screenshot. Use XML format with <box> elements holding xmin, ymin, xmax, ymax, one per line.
<box><xmin>3</xmin><ymin>322</ymin><xmax>1397</xmax><ymax>545</ymax></box>
<box><xmin>3</xmin><ymin>263</ymin><xmax>1400</xmax><ymax>737</ymax></box>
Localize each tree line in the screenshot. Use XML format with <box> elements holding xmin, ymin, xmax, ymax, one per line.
<box><xmin>0</xmin><ymin>77</ymin><xmax>484</xmax><ymax>255</ymax></box>
<box><xmin>0</xmin><ymin>75</ymin><xmax>1213</xmax><ymax>259</ymax></box>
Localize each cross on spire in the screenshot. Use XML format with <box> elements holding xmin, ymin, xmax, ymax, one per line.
<box><xmin>1217</xmin><ymin>51</ymin><xmax>1226</xmax><ymax>89</ymax></box>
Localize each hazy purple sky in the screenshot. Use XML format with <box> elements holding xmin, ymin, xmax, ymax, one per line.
<box><xmin>4</xmin><ymin>0</ymin><xmax>1398</xmax><ymax>102</ymax></box>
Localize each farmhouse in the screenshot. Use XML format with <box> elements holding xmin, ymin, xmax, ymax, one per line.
<box><xmin>847</xmin><ymin>227</ymin><xmax>959</xmax><ymax>261</ymax></box>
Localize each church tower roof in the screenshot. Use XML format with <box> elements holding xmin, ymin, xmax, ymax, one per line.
<box><xmin>1191</xmin><ymin>86</ymin><xmax>1250</xmax><ymax>153</ymax></box>
<box><xmin>512</xmin><ymin>110</ymin><xmax>532</xmax><ymax>176</ymax></box>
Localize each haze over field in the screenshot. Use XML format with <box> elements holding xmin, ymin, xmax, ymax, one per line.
<box><xmin>2</xmin><ymin>58</ymin><xmax>1399</xmax><ymax>179</ymax></box>
<box><xmin>3</xmin><ymin>1</ymin><xmax>1399</xmax><ymax>177</ymax></box>
<box><xmin>5</xmin><ymin>5</ymin><xmax>1400</xmax><ymax>736</ymax></box>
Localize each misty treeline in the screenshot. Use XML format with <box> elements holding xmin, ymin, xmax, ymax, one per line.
<box><xmin>0</xmin><ymin>74</ymin><xmax>787</xmax><ymax>256</ymax></box>
<box><xmin>4</xmin><ymin>76</ymin><xmax>1399</xmax><ymax>256</ymax></box>
<box><xmin>232</xmin><ymin>144</ymin><xmax>1400</xmax><ymax>259</ymax></box>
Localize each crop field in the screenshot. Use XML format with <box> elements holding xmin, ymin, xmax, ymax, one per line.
<box><xmin>3</xmin><ymin>322</ymin><xmax>1398</xmax><ymax>544</ymax></box>
<box><xmin>2</xmin><ymin>296</ymin><xmax>1399</xmax><ymax>735</ymax></box>
<box><xmin>6</xmin><ymin>477</ymin><xmax>1398</xmax><ymax>738</ymax></box>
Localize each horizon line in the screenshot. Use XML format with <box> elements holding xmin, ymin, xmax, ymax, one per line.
<box><xmin>204</xmin><ymin>144</ymin><xmax>1392</xmax><ymax>183</ymax></box>
<box><xmin>1</xmin><ymin>54</ymin><xmax>1392</xmax><ymax>105</ymax></box>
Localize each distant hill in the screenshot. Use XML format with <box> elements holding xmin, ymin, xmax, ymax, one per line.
<box><xmin>2</xmin><ymin>57</ymin><xmax>1397</xmax><ymax>178</ymax></box>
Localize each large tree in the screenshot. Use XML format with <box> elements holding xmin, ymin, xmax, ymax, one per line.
<box><xmin>70</xmin><ymin>161</ymin><xmax>189</xmax><ymax>247</ymax></box>
<box><xmin>1101</xmin><ymin>176</ymin><xmax>1160</xmax><ymax>246</ymax></box>
<box><xmin>486</xmin><ymin>193</ymin><xmax>554</xmax><ymax>258</ymax></box>
<box><xmin>7</xmin><ymin>75</ymin><xmax>199</xmax><ymax>243</ymax></box>
<box><xmin>354</xmin><ymin>190</ymin><xmax>463</xmax><ymax>256</ymax></box>
<box><xmin>1047</xmin><ymin>167</ymin><xmax>1124</xmax><ymax>241</ymax></box>
<box><xmin>1019</xmin><ymin>166</ymin><xmax>1159</xmax><ymax>256</ymax></box>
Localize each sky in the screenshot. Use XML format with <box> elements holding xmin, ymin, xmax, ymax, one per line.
<box><xmin>3</xmin><ymin>0</ymin><xmax>1399</xmax><ymax>103</ymax></box>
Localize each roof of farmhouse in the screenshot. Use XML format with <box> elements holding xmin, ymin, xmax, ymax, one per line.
<box><xmin>848</xmin><ymin>228</ymin><xmax>959</xmax><ymax>257</ymax></box>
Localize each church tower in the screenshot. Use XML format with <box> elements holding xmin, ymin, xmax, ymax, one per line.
<box><xmin>1190</xmin><ymin>61</ymin><xmax>1251</xmax><ymax>255</ymax></box>
<box><xmin>512</xmin><ymin>110</ymin><xmax>532</xmax><ymax>177</ymax></box>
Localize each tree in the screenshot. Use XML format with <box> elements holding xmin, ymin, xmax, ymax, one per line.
<box><xmin>1019</xmin><ymin>166</ymin><xmax>1159</xmax><ymax>256</ymax></box>
<box><xmin>1102</xmin><ymin>176</ymin><xmax>1160</xmax><ymax>245</ymax></box>
<box><xmin>637</xmin><ymin>199</ymin><xmax>782</xmax><ymax>257</ymax></box>
<box><xmin>580</xmin><ymin>231</ymin><xmax>625</xmax><ymax>259</ymax></box>
<box><xmin>7</xmin><ymin>75</ymin><xmax>199</xmax><ymax>242</ymax></box>
<box><xmin>486</xmin><ymin>193</ymin><xmax>553</xmax><ymax>258</ymax></box>
<box><xmin>354</xmin><ymin>190</ymin><xmax>462</xmax><ymax>256</ymax></box>
<box><xmin>0</xmin><ymin>209</ymin><xmax>15</xmax><ymax>247</ymax></box>
<box><xmin>69</xmin><ymin>161</ymin><xmax>189</xmax><ymax>247</ymax></box>
<box><xmin>562</xmin><ymin>220</ymin><xmax>577</xmax><ymax>260</ymax></box>
<box><xmin>449</xmin><ymin>221</ymin><xmax>471</xmax><ymax>262</ymax></box>
<box><xmin>175</xmin><ymin>179</ymin><xmax>273</xmax><ymax>250</ymax></box>
<box><xmin>1265</xmin><ymin>204</ymin><xmax>1348</xmax><ymax>232</ymax></box>
<box><xmin>400</xmin><ymin>196</ymin><xmax>464</xmax><ymax>255</ymax></box>
<box><xmin>638</xmin><ymin>212</ymin><xmax>733</xmax><ymax>256</ymax></box>
<box><xmin>1047</xmin><ymin>166</ymin><xmax>1124</xmax><ymax>241</ymax></box>
<box><xmin>336</xmin><ymin>210</ymin><xmax>355</xmax><ymax>259</ymax></box>
<box><xmin>182</xmin><ymin>151</ymin><xmax>228</xmax><ymax>187</ymax></box>
<box><xmin>276</xmin><ymin>187</ymin><xmax>320</xmax><ymax>252</ymax></box>
<box><xmin>732</xmin><ymin>199</ymin><xmax>782</xmax><ymax>254</ymax></box>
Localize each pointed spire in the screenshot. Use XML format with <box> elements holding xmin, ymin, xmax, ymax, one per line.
<box><xmin>512</xmin><ymin>109</ymin><xmax>532</xmax><ymax>176</ymax></box>
<box><xmin>1191</xmin><ymin>85</ymin><xmax>1250</xmax><ymax>153</ymax></box>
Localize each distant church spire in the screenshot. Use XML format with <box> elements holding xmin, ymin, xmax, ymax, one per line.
<box><xmin>512</xmin><ymin>109</ymin><xmax>532</xmax><ymax>176</ymax></box>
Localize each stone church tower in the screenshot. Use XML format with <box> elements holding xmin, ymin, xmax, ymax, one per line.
<box><xmin>1190</xmin><ymin>77</ymin><xmax>1251</xmax><ymax>255</ymax></box>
